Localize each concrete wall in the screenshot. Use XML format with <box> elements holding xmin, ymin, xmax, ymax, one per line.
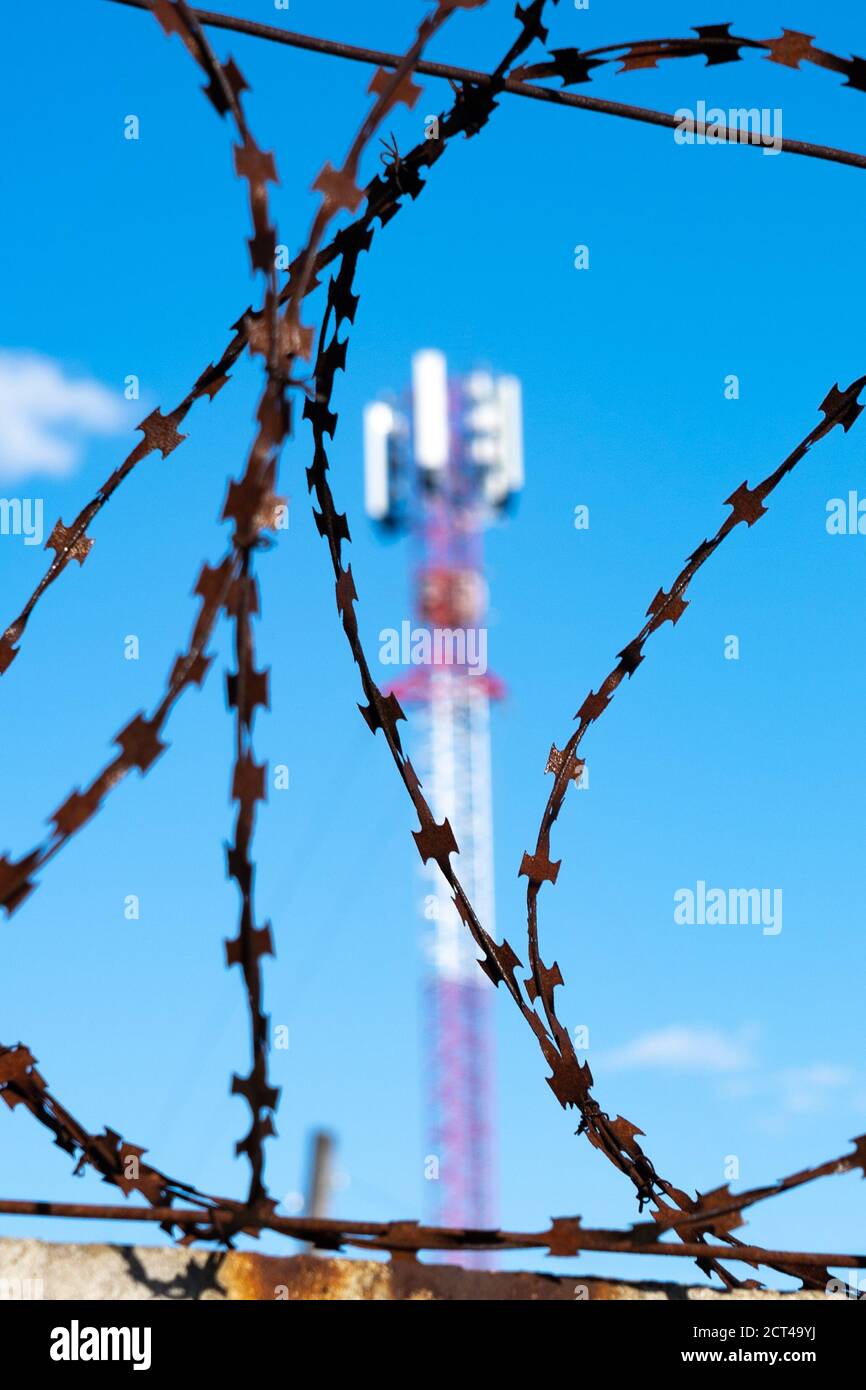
<box><xmin>0</xmin><ymin>1238</ymin><xmax>824</xmax><ymax>1300</ymax></box>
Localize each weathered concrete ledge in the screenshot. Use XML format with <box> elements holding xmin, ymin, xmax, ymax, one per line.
<box><xmin>0</xmin><ymin>1238</ymin><xmax>825</xmax><ymax>1300</ymax></box>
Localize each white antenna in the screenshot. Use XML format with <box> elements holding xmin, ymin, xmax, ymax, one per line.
<box><xmin>412</xmin><ymin>349</ymin><xmax>449</xmax><ymax>475</ymax></box>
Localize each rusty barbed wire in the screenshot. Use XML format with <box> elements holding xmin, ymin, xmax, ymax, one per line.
<box><xmin>0</xmin><ymin>1041</ymin><xmax>223</xmax><ymax>1242</ymax></box>
<box><xmin>517</xmin><ymin>374</ymin><xmax>866</xmax><ymax>1228</ymax></box>
<box><xmin>149</xmin><ymin>0</ymin><xmax>479</xmax><ymax>1212</ymax></box>
<box><xmin>2</xmin><ymin>1033</ymin><xmax>865</xmax><ymax>1272</ymax></box>
<box><xmin>511</xmin><ymin>23</ymin><xmax>866</xmax><ymax>90</ymax></box>
<box><xmin>6</xmin><ymin>12</ymin><xmax>865</xmax><ymax>680</ymax></box>
<box><xmin>650</xmin><ymin>1134</ymin><xmax>866</xmax><ymax>1239</ymax></box>
<box><xmin>105</xmin><ymin>0</ymin><xmax>866</xmax><ymax>171</ymax></box>
<box><xmin>305</xmin><ymin>227</ymin><xmax>866</xmax><ymax>1286</ymax></box>
<box><xmin>2</xmin><ymin>2</ymin><xmax>865</xmax><ymax>1294</ymax></box>
<box><xmin>107</xmin><ymin>2</ymin><xmax>866</xmax><ymax>99</ymax></box>
<box><xmin>3</xmin><ymin>1037</ymin><xmax>865</xmax><ymax>1272</ymax></box>
<box><xmin>1</xmin><ymin>0</ymin><xmax>523</xmax><ymax>1256</ymax></box>
<box><xmin>0</xmin><ymin>1040</ymin><xmax>292</xmax><ymax>1247</ymax></box>
<box><xmin>1</xmin><ymin>0</ymin><xmax>483</xmax><ymax>1240</ymax></box>
<box><xmin>0</xmin><ymin>5</ymin><xmax>482</xmax><ymax>677</ymax></box>
<box><xmin>293</xmin><ymin>4</ymin><xmax>703</xmax><ymax>1287</ymax></box>
<box><xmin>0</xmin><ymin>0</ymin><xmax>542</xmax><ymax>920</ymax></box>
<box><xmin>0</xmin><ymin>0</ymin><xmax>532</xmax><ymax>914</ymax></box>
<box><xmin>295</xmin><ymin>9</ymin><xmax>866</xmax><ymax>1288</ymax></box>
<box><xmin>302</xmin><ymin>0</ymin><xmax>574</xmax><ymax>1124</ymax></box>
<box><xmin>3</xmin><ymin>1200</ymin><xmax>866</xmax><ymax>1273</ymax></box>
<box><xmin>150</xmin><ymin>0</ymin><xmax>288</xmax><ymax>1215</ymax></box>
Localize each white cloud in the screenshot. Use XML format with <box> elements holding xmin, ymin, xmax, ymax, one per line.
<box><xmin>603</xmin><ymin>1023</ymin><xmax>861</xmax><ymax>1130</ymax></box>
<box><xmin>602</xmin><ymin>1025</ymin><xmax>754</xmax><ymax>1074</ymax></box>
<box><xmin>776</xmin><ymin>1064</ymin><xmax>855</xmax><ymax>1116</ymax></box>
<box><xmin>0</xmin><ymin>351</ymin><xmax>128</xmax><ymax>482</ymax></box>
<box><xmin>723</xmin><ymin>1061</ymin><xmax>861</xmax><ymax>1133</ymax></box>
<box><xmin>722</xmin><ymin>1062</ymin><xmax>856</xmax><ymax>1112</ymax></box>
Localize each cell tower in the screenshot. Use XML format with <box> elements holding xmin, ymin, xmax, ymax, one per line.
<box><xmin>363</xmin><ymin>350</ymin><xmax>523</xmax><ymax>1246</ymax></box>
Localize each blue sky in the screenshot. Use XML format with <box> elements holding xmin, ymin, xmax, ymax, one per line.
<box><xmin>1</xmin><ymin>0</ymin><xmax>865</xmax><ymax>1289</ymax></box>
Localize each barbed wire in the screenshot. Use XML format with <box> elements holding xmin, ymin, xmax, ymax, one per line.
<box><xmin>6</xmin><ymin>9</ymin><xmax>865</xmax><ymax>678</ymax></box>
<box><xmin>149</xmin><ymin>0</ymin><xmax>479</xmax><ymax>1214</ymax></box>
<box><xmin>105</xmin><ymin>1</ymin><xmax>866</xmax><ymax>101</ymax></box>
<box><xmin>0</xmin><ymin>0</ymin><xmax>539</xmax><ymax>915</ymax></box>
<box><xmin>0</xmin><ymin>0</ymin><xmax>474</xmax><ymax>1212</ymax></box>
<box><xmin>2</xmin><ymin>2</ymin><xmax>864</xmax><ymax>1295</ymax></box>
<box><xmin>150</xmin><ymin>0</ymin><xmax>289</xmax><ymax>1215</ymax></box>
<box><xmin>513</xmin><ymin>23</ymin><xmax>866</xmax><ymax>89</ymax></box>
<box><xmin>3</xmin><ymin>1034</ymin><xmax>861</xmax><ymax>1273</ymax></box>
<box><xmin>2</xmin><ymin>1204</ymin><xmax>864</xmax><ymax>1273</ymax></box>
<box><xmin>306</xmin><ymin>311</ymin><xmax>866</xmax><ymax>1289</ymax></box>
<box><xmin>291</xmin><ymin>8</ymin><xmax>866</xmax><ymax>1290</ymax></box>
<box><xmin>105</xmin><ymin>1</ymin><xmax>866</xmax><ymax>170</ymax></box>
<box><xmin>3</xmin><ymin>1040</ymin><xmax>865</xmax><ymax>1272</ymax></box>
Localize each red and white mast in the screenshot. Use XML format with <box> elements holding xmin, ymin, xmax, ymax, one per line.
<box><xmin>364</xmin><ymin>350</ymin><xmax>523</xmax><ymax>1251</ymax></box>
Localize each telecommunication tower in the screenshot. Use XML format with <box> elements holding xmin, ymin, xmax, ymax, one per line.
<box><xmin>363</xmin><ymin>350</ymin><xmax>523</xmax><ymax>1244</ymax></box>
